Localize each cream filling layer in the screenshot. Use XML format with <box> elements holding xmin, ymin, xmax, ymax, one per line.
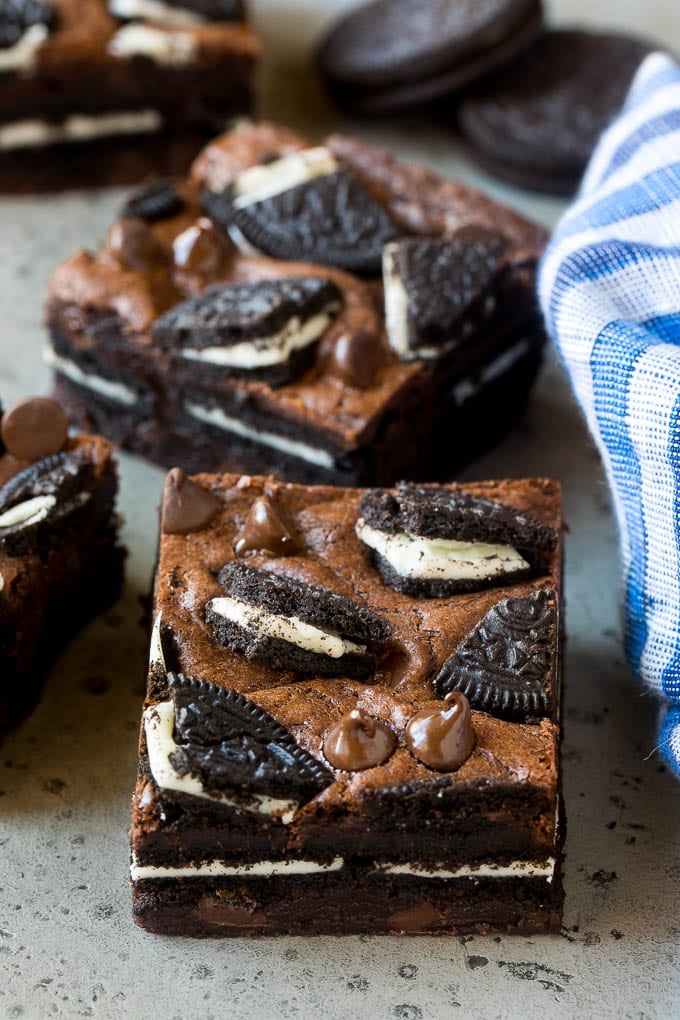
<box><xmin>179</xmin><ymin>309</ymin><xmax>338</xmax><ymax>369</ymax></box>
<box><xmin>232</xmin><ymin>147</ymin><xmax>338</xmax><ymax>208</ymax></box>
<box><xmin>208</xmin><ymin>595</ymin><xmax>364</xmax><ymax>659</ymax></box>
<box><xmin>108</xmin><ymin>24</ymin><xmax>197</xmax><ymax>65</ymax></box>
<box><xmin>374</xmin><ymin>859</ymin><xmax>555</xmax><ymax>883</ymax></box>
<box><xmin>452</xmin><ymin>338</ymin><xmax>533</xmax><ymax>405</ymax></box>
<box><xmin>44</xmin><ymin>346</ymin><xmax>139</xmax><ymax>406</ymax></box>
<box><xmin>0</xmin><ymin>23</ymin><xmax>48</xmax><ymax>73</ymax></box>
<box><xmin>355</xmin><ymin>519</ymin><xmax>528</xmax><ymax>582</ymax></box>
<box><xmin>184</xmin><ymin>401</ymin><xmax>336</xmax><ymax>470</ymax></box>
<box><xmin>144</xmin><ymin>701</ymin><xmax>300</xmax><ymax>824</ymax></box>
<box><xmin>130</xmin><ymin>856</ymin><xmax>345</xmax><ymax>880</ymax></box>
<box><xmin>0</xmin><ymin>494</ymin><xmax>56</xmax><ymax>530</ymax></box>
<box><xmin>0</xmin><ymin>109</ymin><xmax>162</xmax><ymax>150</ymax></box>
<box><xmin>109</xmin><ymin>0</ymin><xmax>206</xmax><ymax>27</ymax></box>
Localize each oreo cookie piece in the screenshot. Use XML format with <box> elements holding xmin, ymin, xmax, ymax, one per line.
<box><xmin>0</xmin><ymin>451</ymin><xmax>94</xmax><ymax>556</ymax></box>
<box><xmin>0</xmin><ymin>0</ymin><xmax>54</xmax><ymax>50</ymax></box>
<box><xmin>317</xmin><ymin>0</ymin><xmax>543</xmax><ymax>112</ymax></box>
<box><xmin>433</xmin><ymin>588</ymin><xmax>557</xmax><ymax>720</ymax></box>
<box><xmin>153</xmin><ymin>277</ymin><xmax>342</xmax><ymax>387</ymax></box>
<box><xmin>207</xmin><ymin>562</ymin><xmax>391</xmax><ymax>679</ymax></box>
<box><xmin>458</xmin><ymin>30</ymin><xmax>652</xmax><ymax>195</ymax></box>
<box><xmin>383</xmin><ymin>229</ymin><xmax>508</xmax><ymax>361</ymax></box>
<box><xmin>202</xmin><ymin>147</ymin><xmax>399</xmax><ymax>277</ymax></box>
<box><xmin>357</xmin><ymin>483</ymin><xmax>556</xmax><ymax>597</ymax></box>
<box><xmin>161</xmin><ymin>0</ymin><xmax>244</xmax><ymax>19</ymax></box>
<box><xmin>121</xmin><ymin>178</ymin><xmax>185</xmax><ymax>223</ymax></box>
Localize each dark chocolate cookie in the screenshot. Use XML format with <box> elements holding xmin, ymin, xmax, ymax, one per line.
<box><xmin>458</xmin><ymin>30</ymin><xmax>652</xmax><ymax>194</ymax></box>
<box><xmin>317</xmin><ymin>0</ymin><xmax>543</xmax><ymax>112</ymax></box>
<box><xmin>207</xmin><ymin>562</ymin><xmax>391</xmax><ymax>679</ymax></box>
<box><xmin>0</xmin><ymin>0</ymin><xmax>54</xmax><ymax>49</ymax></box>
<box><xmin>121</xmin><ymin>179</ymin><xmax>185</xmax><ymax>223</ymax></box>
<box><xmin>167</xmin><ymin>673</ymin><xmax>333</xmax><ymax>801</ymax></box>
<box><xmin>163</xmin><ymin>0</ymin><xmax>245</xmax><ymax>20</ymax></box>
<box><xmin>433</xmin><ymin>588</ymin><xmax>557</xmax><ymax>720</ymax></box>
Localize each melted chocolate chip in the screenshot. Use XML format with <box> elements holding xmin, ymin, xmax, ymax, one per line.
<box><xmin>323</xmin><ymin>709</ymin><xmax>397</xmax><ymax>771</ymax></box>
<box><xmin>173</xmin><ymin>218</ymin><xmax>227</xmax><ymax>274</ymax></box>
<box><xmin>405</xmin><ymin>692</ymin><xmax>475</xmax><ymax>772</ymax></box>
<box><xmin>106</xmin><ymin>218</ymin><xmax>167</xmax><ymax>271</ymax></box>
<box><xmin>1</xmin><ymin>397</ymin><xmax>68</xmax><ymax>462</ymax></box>
<box><xmin>329</xmin><ymin>329</ymin><xmax>386</xmax><ymax>388</ymax></box>
<box><xmin>234</xmin><ymin>496</ymin><xmax>300</xmax><ymax>557</ymax></box>
<box><xmin>161</xmin><ymin>468</ymin><xmax>220</xmax><ymax>535</ymax></box>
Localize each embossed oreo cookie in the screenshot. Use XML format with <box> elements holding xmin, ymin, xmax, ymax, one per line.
<box><xmin>433</xmin><ymin>588</ymin><xmax>557</xmax><ymax>720</ymax></box>
<box><xmin>207</xmin><ymin>561</ymin><xmax>391</xmax><ymax>679</ymax></box>
<box><xmin>357</xmin><ymin>483</ymin><xmax>556</xmax><ymax>596</ymax></box>
<box><xmin>383</xmin><ymin>229</ymin><xmax>508</xmax><ymax>360</ymax></box>
<box><xmin>121</xmin><ymin>178</ymin><xmax>185</xmax><ymax>222</ymax></box>
<box><xmin>203</xmin><ymin>147</ymin><xmax>399</xmax><ymax>277</ymax></box>
<box><xmin>0</xmin><ymin>0</ymin><xmax>54</xmax><ymax>50</ymax></box>
<box><xmin>153</xmin><ymin>277</ymin><xmax>342</xmax><ymax>387</ymax></box>
<box><xmin>0</xmin><ymin>451</ymin><xmax>93</xmax><ymax>555</ymax></box>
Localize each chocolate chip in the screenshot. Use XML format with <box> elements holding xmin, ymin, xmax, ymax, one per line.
<box><xmin>1</xmin><ymin>397</ymin><xmax>68</xmax><ymax>462</ymax></box>
<box><xmin>405</xmin><ymin>692</ymin><xmax>475</xmax><ymax>772</ymax></box>
<box><xmin>0</xmin><ymin>0</ymin><xmax>54</xmax><ymax>49</ymax></box>
<box><xmin>161</xmin><ymin>468</ymin><xmax>220</xmax><ymax>535</ymax></box>
<box><xmin>172</xmin><ymin>218</ymin><xmax>227</xmax><ymax>274</ymax></box>
<box><xmin>234</xmin><ymin>496</ymin><xmax>301</xmax><ymax>557</ymax></box>
<box><xmin>106</xmin><ymin>218</ymin><xmax>167</xmax><ymax>271</ymax></box>
<box><xmin>434</xmin><ymin>589</ymin><xmax>557</xmax><ymax>720</ymax></box>
<box><xmin>121</xmin><ymin>179</ymin><xmax>185</xmax><ymax>223</ymax></box>
<box><xmin>324</xmin><ymin>709</ymin><xmax>397</xmax><ymax>771</ymax></box>
<box><xmin>329</xmin><ymin>329</ymin><xmax>386</xmax><ymax>388</ymax></box>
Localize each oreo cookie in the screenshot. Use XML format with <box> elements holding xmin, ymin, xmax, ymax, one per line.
<box><xmin>433</xmin><ymin>588</ymin><xmax>557</xmax><ymax>720</ymax></box>
<box><xmin>0</xmin><ymin>0</ymin><xmax>54</xmax><ymax>50</ymax></box>
<box><xmin>0</xmin><ymin>451</ymin><xmax>93</xmax><ymax>556</ymax></box>
<box><xmin>153</xmin><ymin>277</ymin><xmax>342</xmax><ymax>387</ymax></box>
<box><xmin>383</xmin><ymin>229</ymin><xmax>508</xmax><ymax>360</ymax></box>
<box><xmin>206</xmin><ymin>562</ymin><xmax>391</xmax><ymax>679</ymax></box>
<box><xmin>317</xmin><ymin>0</ymin><xmax>543</xmax><ymax>112</ymax></box>
<box><xmin>121</xmin><ymin>178</ymin><xmax>185</xmax><ymax>223</ymax></box>
<box><xmin>166</xmin><ymin>673</ymin><xmax>332</xmax><ymax>803</ymax></box>
<box><xmin>202</xmin><ymin>147</ymin><xmax>399</xmax><ymax>277</ymax></box>
<box><xmin>162</xmin><ymin>0</ymin><xmax>244</xmax><ymax>20</ymax></box>
<box><xmin>458</xmin><ymin>31</ymin><xmax>652</xmax><ymax>195</ymax></box>
<box><xmin>357</xmin><ymin>483</ymin><xmax>557</xmax><ymax>596</ymax></box>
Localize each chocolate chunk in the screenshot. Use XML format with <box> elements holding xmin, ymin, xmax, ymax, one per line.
<box><xmin>383</xmin><ymin>230</ymin><xmax>507</xmax><ymax>359</ymax></box>
<box><xmin>172</xmin><ymin>218</ymin><xmax>228</xmax><ymax>274</ymax></box>
<box><xmin>121</xmin><ymin>179</ymin><xmax>185</xmax><ymax>223</ymax></box>
<box><xmin>167</xmin><ymin>673</ymin><xmax>333</xmax><ymax>802</ymax></box>
<box><xmin>207</xmin><ymin>561</ymin><xmax>390</xmax><ymax>679</ymax></box>
<box><xmin>234</xmin><ymin>496</ymin><xmax>301</xmax><ymax>557</ymax></box>
<box><xmin>329</xmin><ymin>329</ymin><xmax>387</xmax><ymax>388</ymax></box>
<box><xmin>1</xmin><ymin>397</ymin><xmax>68</xmax><ymax>462</ymax></box>
<box><xmin>106</xmin><ymin>219</ymin><xmax>167</xmax><ymax>271</ymax></box>
<box><xmin>0</xmin><ymin>451</ymin><xmax>93</xmax><ymax>555</ymax></box>
<box><xmin>161</xmin><ymin>468</ymin><xmax>220</xmax><ymax>535</ymax></box>
<box><xmin>405</xmin><ymin>691</ymin><xmax>475</xmax><ymax>772</ymax></box>
<box><xmin>324</xmin><ymin>709</ymin><xmax>397</xmax><ymax>771</ymax></box>
<box><xmin>0</xmin><ymin>0</ymin><xmax>54</xmax><ymax>49</ymax></box>
<box><xmin>433</xmin><ymin>589</ymin><xmax>557</xmax><ymax>719</ymax></box>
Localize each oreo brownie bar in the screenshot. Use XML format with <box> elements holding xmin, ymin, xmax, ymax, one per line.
<box><xmin>130</xmin><ymin>469</ymin><xmax>564</xmax><ymax>937</ymax></box>
<box><xmin>0</xmin><ymin>395</ymin><xmax>124</xmax><ymax>733</ymax></box>
<box><xmin>0</xmin><ymin>0</ymin><xmax>259</xmax><ymax>191</ymax></box>
<box><xmin>46</xmin><ymin>120</ymin><xmax>548</xmax><ymax>485</ymax></box>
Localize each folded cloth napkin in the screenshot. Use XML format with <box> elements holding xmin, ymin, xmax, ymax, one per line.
<box><xmin>539</xmin><ymin>52</ymin><xmax>680</xmax><ymax>775</ymax></box>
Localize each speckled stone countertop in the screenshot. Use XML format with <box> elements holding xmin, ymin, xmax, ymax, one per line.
<box><xmin>1</xmin><ymin>2</ymin><xmax>679</xmax><ymax>1018</ymax></box>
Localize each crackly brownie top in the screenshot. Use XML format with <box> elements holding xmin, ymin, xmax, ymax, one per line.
<box><xmin>147</xmin><ymin>472</ymin><xmax>561</xmax><ymax>823</ymax></box>
<box><xmin>48</xmin><ymin>121</ymin><xmax>548</xmax><ymax>447</ymax></box>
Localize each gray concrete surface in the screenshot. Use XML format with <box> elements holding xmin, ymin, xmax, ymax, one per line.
<box><xmin>1</xmin><ymin>2</ymin><xmax>679</xmax><ymax>1018</ymax></box>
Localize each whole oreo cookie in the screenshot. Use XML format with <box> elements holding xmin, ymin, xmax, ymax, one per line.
<box><xmin>458</xmin><ymin>30</ymin><xmax>652</xmax><ymax>194</ymax></box>
<box><xmin>433</xmin><ymin>588</ymin><xmax>557</xmax><ymax>720</ymax></box>
<box><xmin>0</xmin><ymin>0</ymin><xmax>54</xmax><ymax>49</ymax></box>
<box><xmin>207</xmin><ymin>561</ymin><xmax>391</xmax><ymax>679</ymax></box>
<box><xmin>317</xmin><ymin>0</ymin><xmax>543</xmax><ymax>112</ymax></box>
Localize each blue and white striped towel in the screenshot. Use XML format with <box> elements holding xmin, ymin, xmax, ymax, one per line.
<box><xmin>539</xmin><ymin>52</ymin><xmax>680</xmax><ymax>776</ymax></box>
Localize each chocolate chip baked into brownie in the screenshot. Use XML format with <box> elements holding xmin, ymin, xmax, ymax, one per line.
<box><xmin>130</xmin><ymin>469</ymin><xmax>563</xmax><ymax>937</ymax></box>
<box><xmin>46</xmin><ymin>121</ymin><xmax>548</xmax><ymax>485</ymax></box>
<box><xmin>0</xmin><ymin>395</ymin><xmax>124</xmax><ymax>734</ymax></box>
<box><xmin>0</xmin><ymin>0</ymin><xmax>259</xmax><ymax>190</ymax></box>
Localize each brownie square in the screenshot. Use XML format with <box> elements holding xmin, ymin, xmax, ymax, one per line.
<box><xmin>46</xmin><ymin>121</ymin><xmax>548</xmax><ymax>485</ymax></box>
<box><xmin>130</xmin><ymin>469</ymin><xmax>564</xmax><ymax>937</ymax></box>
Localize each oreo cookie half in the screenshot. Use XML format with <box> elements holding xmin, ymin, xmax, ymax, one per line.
<box><xmin>356</xmin><ymin>483</ymin><xmax>556</xmax><ymax>597</ymax></box>
<box><xmin>153</xmin><ymin>277</ymin><xmax>342</xmax><ymax>387</ymax></box>
<box><xmin>0</xmin><ymin>452</ymin><xmax>93</xmax><ymax>556</ymax></box>
<box><xmin>383</xmin><ymin>229</ymin><xmax>508</xmax><ymax>361</ymax></box>
<box><xmin>0</xmin><ymin>0</ymin><xmax>54</xmax><ymax>50</ymax></box>
<box><xmin>433</xmin><ymin>588</ymin><xmax>557</xmax><ymax>720</ymax></box>
<box><xmin>202</xmin><ymin>146</ymin><xmax>399</xmax><ymax>277</ymax></box>
<box><xmin>120</xmin><ymin>178</ymin><xmax>185</xmax><ymax>222</ymax></box>
<box><xmin>207</xmin><ymin>562</ymin><xmax>391</xmax><ymax>679</ymax></box>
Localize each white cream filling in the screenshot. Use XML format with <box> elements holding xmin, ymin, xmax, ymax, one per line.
<box><xmin>149</xmin><ymin>611</ymin><xmax>165</xmax><ymax>668</ymax></box>
<box><xmin>0</xmin><ymin>494</ymin><xmax>56</xmax><ymax>530</ymax></box>
<box><xmin>144</xmin><ymin>701</ymin><xmax>300</xmax><ymax>824</ymax></box>
<box><xmin>108</xmin><ymin>23</ymin><xmax>197</xmax><ymax>66</ymax></box>
<box><xmin>0</xmin><ymin>109</ymin><xmax>162</xmax><ymax>150</ymax></box>
<box><xmin>44</xmin><ymin>345</ymin><xmax>139</xmax><ymax>407</ymax></box>
<box><xmin>374</xmin><ymin>858</ymin><xmax>555</xmax><ymax>883</ymax></box>
<box><xmin>179</xmin><ymin>308</ymin><xmax>338</xmax><ymax>369</ymax></box>
<box><xmin>452</xmin><ymin>338</ymin><xmax>533</xmax><ymax>405</ymax></box>
<box><xmin>208</xmin><ymin>595</ymin><xmax>364</xmax><ymax>659</ymax></box>
<box><xmin>130</xmin><ymin>855</ymin><xmax>345</xmax><ymax>881</ymax></box>
<box><xmin>232</xmin><ymin>147</ymin><xmax>338</xmax><ymax>209</ymax></box>
<box><xmin>355</xmin><ymin>519</ymin><xmax>528</xmax><ymax>582</ymax></box>
<box><xmin>109</xmin><ymin>0</ymin><xmax>206</xmax><ymax>27</ymax></box>
<box><xmin>184</xmin><ymin>400</ymin><xmax>336</xmax><ymax>470</ymax></box>
<box><xmin>0</xmin><ymin>23</ymin><xmax>48</xmax><ymax>73</ymax></box>
<box><xmin>382</xmin><ymin>249</ymin><xmax>412</xmax><ymax>358</ymax></box>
